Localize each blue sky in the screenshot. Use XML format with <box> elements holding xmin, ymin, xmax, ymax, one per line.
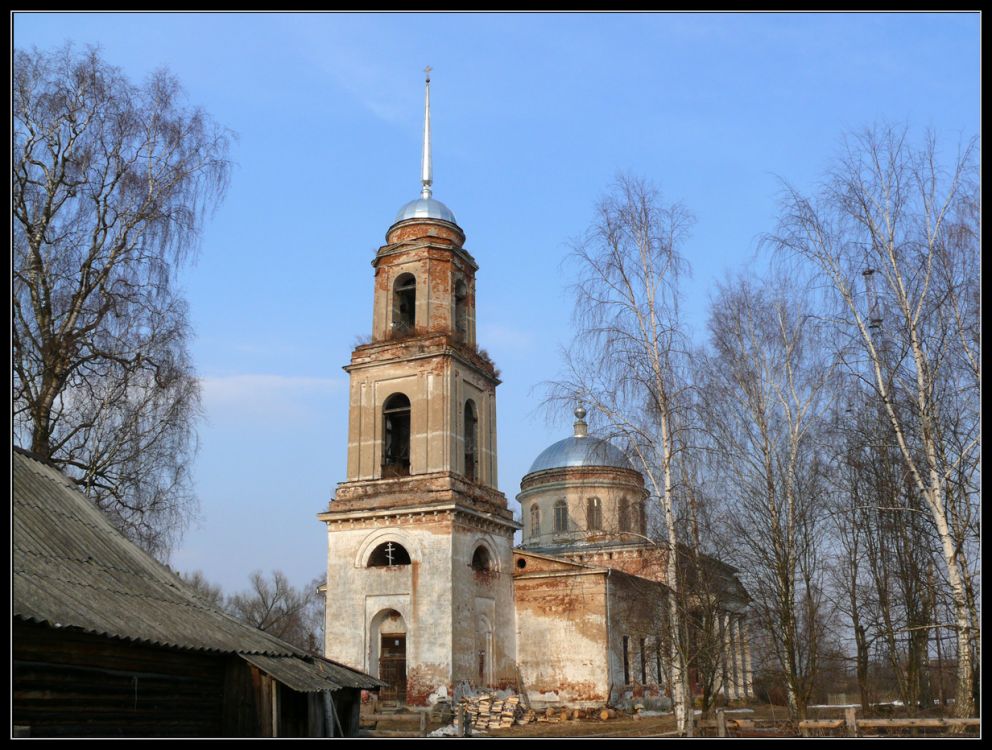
<box><xmin>13</xmin><ymin>11</ymin><xmax>980</xmax><ymax>594</ymax></box>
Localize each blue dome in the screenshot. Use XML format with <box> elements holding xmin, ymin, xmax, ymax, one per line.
<box><xmin>392</xmin><ymin>196</ymin><xmax>458</xmax><ymax>226</ymax></box>
<box><xmin>527</xmin><ymin>435</ymin><xmax>634</xmax><ymax>474</ymax></box>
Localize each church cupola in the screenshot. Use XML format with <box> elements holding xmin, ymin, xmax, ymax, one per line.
<box><xmin>517</xmin><ymin>406</ymin><xmax>648</xmax><ymax>547</ymax></box>
<box><xmin>387</xmin><ymin>66</ymin><xmax>461</xmax><ymax>242</ymax></box>
<box><xmin>369</xmin><ymin>68</ymin><xmax>478</xmax><ymax>347</ymax></box>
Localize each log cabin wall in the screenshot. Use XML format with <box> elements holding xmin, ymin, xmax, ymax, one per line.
<box><xmin>13</xmin><ymin>620</ymin><xmax>226</xmax><ymax>737</ymax></box>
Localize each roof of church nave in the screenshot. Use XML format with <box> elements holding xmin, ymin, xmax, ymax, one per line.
<box><xmin>526</xmin><ymin>406</ymin><xmax>636</xmax><ymax>475</ymax></box>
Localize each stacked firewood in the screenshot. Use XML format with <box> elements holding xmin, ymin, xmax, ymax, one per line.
<box><xmin>454</xmin><ymin>693</ymin><xmax>522</xmax><ymax>731</ymax></box>
<box><xmin>453</xmin><ymin>694</ymin><xmax>619</xmax><ymax>730</ymax></box>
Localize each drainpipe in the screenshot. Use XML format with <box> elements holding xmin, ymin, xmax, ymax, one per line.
<box><xmin>605</xmin><ymin>569</ymin><xmax>613</xmax><ymax>705</ymax></box>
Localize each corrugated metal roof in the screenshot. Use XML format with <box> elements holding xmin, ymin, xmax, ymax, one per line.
<box><xmin>12</xmin><ymin>448</ymin><xmax>381</xmax><ymax>691</ymax></box>
<box><xmin>241</xmin><ymin>654</ymin><xmax>383</xmax><ymax>693</ymax></box>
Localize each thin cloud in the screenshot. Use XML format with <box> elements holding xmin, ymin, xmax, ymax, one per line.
<box><xmin>282</xmin><ymin>18</ymin><xmax>410</xmax><ymax>124</ymax></box>
<box><xmin>200</xmin><ymin>373</ymin><xmax>345</xmax><ymax>425</ymax></box>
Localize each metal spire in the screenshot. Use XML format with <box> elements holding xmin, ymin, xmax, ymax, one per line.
<box><xmin>421</xmin><ymin>66</ymin><xmax>433</xmax><ymax>199</ymax></box>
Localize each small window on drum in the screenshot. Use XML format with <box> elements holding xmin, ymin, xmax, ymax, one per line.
<box><xmin>553</xmin><ymin>499</ymin><xmax>568</xmax><ymax>534</ymax></box>
<box><xmin>619</xmin><ymin>497</ymin><xmax>631</xmax><ymax>533</ymax></box>
<box><xmin>529</xmin><ymin>505</ymin><xmax>540</xmax><ymax>538</ymax></box>
<box><xmin>586</xmin><ymin>497</ymin><xmax>602</xmax><ymax>531</ymax></box>
<box><xmin>368</xmin><ymin>541</ymin><xmax>411</xmax><ymax>567</ymax></box>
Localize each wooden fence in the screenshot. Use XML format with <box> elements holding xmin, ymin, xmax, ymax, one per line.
<box><xmin>699</xmin><ymin>707</ymin><xmax>980</xmax><ymax>738</ymax></box>
<box><xmin>799</xmin><ymin>707</ymin><xmax>979</xmax><ymax>737</ymax></box>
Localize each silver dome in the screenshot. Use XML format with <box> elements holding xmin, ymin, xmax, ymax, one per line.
<box><xmin>392</xmin><ymin>196</ymin><xmax>458</xmax><ymax>226</ymax></box>
<box><xmin>526</xmin><ymin>435</ymin><xmax>634</xmax><ymax>474</ymax></box>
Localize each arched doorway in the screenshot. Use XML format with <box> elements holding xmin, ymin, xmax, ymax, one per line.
<box><xmin>370</xmin><ymin>609</ymin><xmax>407</xmax><ymax>703</ymax></box>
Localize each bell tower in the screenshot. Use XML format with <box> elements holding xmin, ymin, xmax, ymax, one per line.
<box><xmin>319</xmin><ymin>69</ymin><xmax>519</xmax><ymax>705</ymax></box>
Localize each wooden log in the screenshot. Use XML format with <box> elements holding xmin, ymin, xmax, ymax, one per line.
<box><xmin>571</xmin><ymin>709</ymin><xmax>581</xmax><ymax>720</ymax></box>
<box><xmin>600</xmin><ymin>709</ymin><xmax>610</xmax><ymax>721</ymax></box>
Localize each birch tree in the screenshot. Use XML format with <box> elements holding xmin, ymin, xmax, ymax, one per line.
<box><xmin>553</xmin><ymin>174</ymin><xmax>697</xmax><ymax>734</ymax></box>
<box><xmin>700</xmin><ymin>274</ymin><xmax>833</xmax><ymax>720</ymax></box>
<box><xmin>12</xmin><ymin>45</ymin><xmax>231</xmax><ymax>556</ymax></box>
<box><xmin>768</xmin><ymin>126</ymin><xmax>980</xmax><ymax>716</ymax></box>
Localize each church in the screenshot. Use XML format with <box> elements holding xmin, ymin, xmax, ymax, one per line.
<box><xmin>318</xmin><ymin>72</ymin><xmax>751</xmax><ymax>711</ymax></box>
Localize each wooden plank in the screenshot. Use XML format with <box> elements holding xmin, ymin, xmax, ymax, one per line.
<box><xmin>858</xmin><ymin>718</ymin><xmax>978</xmax><ymax>729</ymax></box>
<box><xmin>944</xmin><ymin>719</ymin><xmax>981</xmax><ymax>727</ymax></box>
<box><xmin>798</xmin><ymin>720</ymin><xmax>845</xmax><ymax>729</ymax></box>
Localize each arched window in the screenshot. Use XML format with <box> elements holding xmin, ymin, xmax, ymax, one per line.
<box><xmin>382</xmin><ymin>393</ymin><xmax>411</xmax><ymax>477</ymax></box>
<box><xmin>553</xmin><ymin>499</ymin><xmax>568</xmax><ymax>534</ymax></box>
<box><xmin>619</xmin><ymin>497</ymin><xmax>631</xmax><ymax>533</ymax></box>
<box><xmin>392</xmin><ymin>273</ymin><xmax>417</xmax><ymax>335</ymax></box>
<box><xmin>632</xmin><ymin>500</ymin><xmax>644</xmax><ymax>535</ymax></box>
<box><xmin>464</xmin><ymin>399</ymin><xmax>478</xmax><ymax>482</ymax></box>
<box><xmin>454</xmin><ymin>278</ymin><xmax>468</xmax><ymax>339</ymax></box>
<box><xmin>529</xmin><ymin>505</ymin><xmax>540</xmax><ymax>538</ymax></box>
<box><xmin>368</xmin><ymin>541</ymin><xmax>412</xmax><ymax>567</ymax></box>
<box><xmin>586</xmin><ymin>497</ymin><xmax>602</xmax><ymax>531</ymax></box>
<box><xmin>471</xmin><ymin>545</ymin><xmax>492</xmax><ymax>572</ymax></box>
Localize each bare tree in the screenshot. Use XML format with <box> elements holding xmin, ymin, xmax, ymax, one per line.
<box><xmin>551</xmin><ymin>174</ymin><xmax>697</xmax><ymax>735</ymax></box>
<box><xmin>700</xmin><ymin>274</ymin><xmax>833</xmax><ymax>721</ymax></box>
<box><xmin>228</xmin><ymin>570</ymin><xmax>325</xmax><ymax>655</ymax></box>
<box><xmin>831</xmin><ymin>390</ymin><xmax>945</xmax><ymax>715</ymax></box>
<box><xmin>670</xmin><ymin>445</ymin><xmax>741</xmax><ymax>718</ymax></box>
<box><xmin>179</xmin><ymin>568</ymin><xmax>227</xmax><ymax>610</ymax></box>
<box><xmin>768</xmin><ymin>126</ymin><xmax>980</xmax><ymax>716</ymax></box>
<box><xmin>12</xmin><ymin>45</ymin><xmax>232</xmax><ymax>557</ymax></box>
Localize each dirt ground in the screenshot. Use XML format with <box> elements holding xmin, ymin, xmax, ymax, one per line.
<box><xmin>481</xmin><ymin>714</ymin><xmax>681</xmax><ymax>738</ymax></box>
<box><xmin>452</xmin><ymin>706</ymin><xmax>791</xmax><ymax>739</ymax></box>
<box><xmin>366</xmin><ymin>703</ymin><xmax>979</xmax><ymax>739</ymax></box>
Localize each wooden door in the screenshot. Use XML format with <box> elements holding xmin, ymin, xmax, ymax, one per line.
<box><xmin>379</xmin><ymin>634</ymin><xmax>406</xmax><ymax>703</ymax></box>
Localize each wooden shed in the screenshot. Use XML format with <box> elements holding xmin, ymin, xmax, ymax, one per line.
<box><xmin>12</xmin><ymin>447</ymin><xmax>381</xmax><ymax>737</ymax></box>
